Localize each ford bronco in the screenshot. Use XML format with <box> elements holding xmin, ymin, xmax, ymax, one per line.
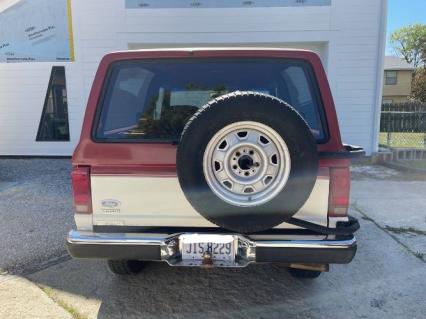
<box><xmin>66</xmin><ymin>48</ymin><xmax>363</xmax><ymax>278</ymax></box>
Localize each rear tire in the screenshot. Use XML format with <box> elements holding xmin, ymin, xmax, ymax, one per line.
<box><xmin>288</xmin><ymin>267</ymin><xmax>322</xmax><ymax>279</ymax></box>
<box><xmin>107</xmin><ymin>260</ymin><xmax>144</xmax><ymax>275</ymax></box>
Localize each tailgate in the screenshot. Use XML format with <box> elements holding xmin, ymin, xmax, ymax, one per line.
<box><xmin>90</xmin><ymin>170</ymin><xmax>329</xmax><ymax>229</ymax></box>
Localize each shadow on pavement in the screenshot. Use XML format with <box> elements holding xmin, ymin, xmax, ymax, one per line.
<box><xmin>28</xmin><ymin>214</ymin><xmax>426</xmax><ymax>319</ymax></box>
<box><xmin>31</xmin><ymin>260</ymin><xmax>325</xmax><ymax>319</ymax></box>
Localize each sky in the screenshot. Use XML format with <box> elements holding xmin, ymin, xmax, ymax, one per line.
<box><xmin>386</xmin><ymin>0</ymin><xmax>426</xmax><ymax>55</ymax></box>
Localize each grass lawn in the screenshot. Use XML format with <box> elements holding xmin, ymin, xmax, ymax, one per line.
<box><xmin>379</xmin><ymin>132</ymin><xmax>426</xmax><ymax>149</ymax></box>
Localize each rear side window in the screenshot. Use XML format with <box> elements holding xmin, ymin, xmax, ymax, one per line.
<box><xmin>94</xmin><ymin>58</ymin><xmax>327</xmax><ymax>142</ymax></box>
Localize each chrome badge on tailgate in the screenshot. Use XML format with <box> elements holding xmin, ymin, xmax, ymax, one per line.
<box><xmin>101</xmin><ymin>199</ymin><xmax>121</xmax><ymax>213</ymax></box>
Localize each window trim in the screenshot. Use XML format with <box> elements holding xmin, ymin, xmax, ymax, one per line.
<box><xmin>91</xmin><ymin>58</ymin><xmax>330</xmax><ymax>144</ymax></box>
<box><xmin>385</xmin><ymin>70</ymin><xmax>398</xmax><ymax>85</ymax></box>
<box><xmin>36</xmin><ymin>66</ymin><xmax>70</xmax><ymax>142</ymax></box>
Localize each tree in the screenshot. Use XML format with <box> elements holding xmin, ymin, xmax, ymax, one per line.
<box><xmin>390</xmin><ymin>24</ymin><xmax>426</xmax><ymax>68</ymax></box>
<box><xmin>411</xmin><ymin>68</ymin><xmax>426</xmax><ymax>102</ymax></box>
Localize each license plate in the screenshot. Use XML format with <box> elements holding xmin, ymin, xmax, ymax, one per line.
<box><xmin>181</xmin><ymin>234</ymin><xmax>236</xmax><ymax>262</ymax></box>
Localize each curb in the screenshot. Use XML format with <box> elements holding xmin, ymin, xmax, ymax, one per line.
<box><xmin>383</xmin><ymin>161</ymin><xmax>426</xmax><ymax>174</ymax></box>
<box><xmin>0</xmin><ymin>275</ymin><xmax>72</xmax><ymax>319</ymax></box>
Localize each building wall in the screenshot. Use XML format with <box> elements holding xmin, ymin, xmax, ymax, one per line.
<box><xmin>0</xmin><ymin>0</ymin><xmax>386</xmax><ymax>156</ymax></box>
<box><xmin>0</xmin><ymin>62</ymin><xmax>83</xmax><ymax>155</ymax></box>
<box><xmin>382</xmin><ymin>96</ymin><xmax>411</xmax><ymax>103</ymax></box>
<box><xmin>382</xmin><ymin>70</ymin><xmax>413</xmax><ymax>100</ymax></box>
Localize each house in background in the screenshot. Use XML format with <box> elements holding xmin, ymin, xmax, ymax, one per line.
<box><xmin>382</xmin><ymin>56</ymin><xmax>415</xmax><ymax>104</ymax></box>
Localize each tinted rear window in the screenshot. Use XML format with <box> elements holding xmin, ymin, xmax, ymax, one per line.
<box><xmin>94</xmin><ymin>58</ymin><xmax>327</xmax><ymax>142</ymax></box>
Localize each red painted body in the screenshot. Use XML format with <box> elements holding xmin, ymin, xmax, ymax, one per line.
<box><xmin>68</xmin><ymin>50</ymin><xmax>358</xmax><ymax>268</ymax></box>
<box><xmin>73</xmin><ymin>48</ymin><xmax>346</xmax><ymax>174</ymax></box>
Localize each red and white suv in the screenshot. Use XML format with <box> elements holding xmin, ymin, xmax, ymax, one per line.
<box><xmin>67</xmin><ymin>48</ymin><xmax>363</xmax><ymax>278</ymax></box>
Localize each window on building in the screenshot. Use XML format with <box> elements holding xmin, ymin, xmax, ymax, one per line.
<box><xmin>385</xmin><ymin>71</ymin><xmax>397</xmax><ymax>85</ymax></box>
<box><xmin>36</xmin><ymin>66</ymin><xmax>70</xmax><ymax>141</ymax></box>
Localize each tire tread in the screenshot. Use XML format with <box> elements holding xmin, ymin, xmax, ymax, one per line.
<box><xmin>177</xmin><ymin>91</ymin><xmax>318</xmax><ymax>233</ymax></box>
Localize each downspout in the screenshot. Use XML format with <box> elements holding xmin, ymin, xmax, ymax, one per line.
<box><xmin>371</xmin><ymin>0</ymin><xmax>388</xmax><ymax>154</ymax></box>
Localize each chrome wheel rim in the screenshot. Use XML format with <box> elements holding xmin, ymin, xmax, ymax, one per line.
<box><xmin>203</xmin><ymin>121</ymin><xmax>291</xmax><ymax>207</ymax></box>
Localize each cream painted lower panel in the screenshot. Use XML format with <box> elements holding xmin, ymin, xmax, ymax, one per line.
<box><xmin>91</xmin><ymin>176</ymin><xmax>329</xmax><ymax>229</ymax></box>
<box><xmin>74</xmin><ymin>213</ymin><xmax>93</xmax><ymax>231</ymax></box>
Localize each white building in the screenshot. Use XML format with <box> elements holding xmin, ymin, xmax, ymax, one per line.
<box><xmin>0</xmin><ymin>0</ymin><xmax>387</xmax><ymax>156</ymax></box>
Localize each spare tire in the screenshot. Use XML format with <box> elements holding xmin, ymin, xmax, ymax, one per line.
<box><xmin>177</xmin><ymin>91</ymin><xmax>318</xmax><ymax>233</ymax></box>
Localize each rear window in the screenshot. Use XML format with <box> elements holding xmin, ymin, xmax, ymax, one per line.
<box><xmin>94</xmin><ymin>58</ymin><xmax>327</xmax><ymax>142</ymax></box>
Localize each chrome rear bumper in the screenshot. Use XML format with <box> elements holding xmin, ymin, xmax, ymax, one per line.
<box><xmin>66</xmin><ymin>230</ymin><xmax>357</xmax><ymax>267</ymax></box>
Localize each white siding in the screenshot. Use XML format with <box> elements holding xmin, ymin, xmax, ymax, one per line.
<box><xmin>0</xmin><ymin>62</ymin><xmax>84</xmax><ymax>155</ymax></box>
<box><xmin>0</xmin><ymin>0</ymin><xmax>386</xmax><ymax>156</ymax></box>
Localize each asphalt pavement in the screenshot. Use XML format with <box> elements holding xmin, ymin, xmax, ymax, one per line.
<box><xmin>0</xmin><ymin>159</ymin><xmax>73</xmax><ymax>274</ymax></box>
<box><xmin>28</xmin><ymin>210</ymin><xmax>426</xmax><ymax>319</ymax></box>
<box><xmin>0</xmin><ymin>159</ymin><xmax>425</xmax><ymax>319</ymax></box>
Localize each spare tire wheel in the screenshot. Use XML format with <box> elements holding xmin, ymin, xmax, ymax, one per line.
<box><xmin>177</xmin><ymin>91</ymin><xmax>319</xmax><ymax>233</ymax></box>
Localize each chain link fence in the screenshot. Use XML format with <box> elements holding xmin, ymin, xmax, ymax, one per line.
<box><xmin>380</xmin><ymin>102</ymin><xmax>426</xmax><ymax>149</ymax></box>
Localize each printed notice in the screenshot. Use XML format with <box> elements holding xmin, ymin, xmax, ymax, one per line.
<box><xmin>0</xmin><ymin>0</ymin><xmax>74</xmax><ymax>63</ymax></box>
<box><xmin>125</xmin><ymin>0</ymin><xmax>331</xmax><ymax>9</ymax></box>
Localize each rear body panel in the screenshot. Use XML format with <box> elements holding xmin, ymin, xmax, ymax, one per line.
<box><xmin>73</xmin><ymin>48</ymin><xmax>348</xmax><ymax>232</ymax></box>
<box><xmin>90</xmin><ymin>174</ymin><xmax>329</xmax><ymax>228</ymax></box>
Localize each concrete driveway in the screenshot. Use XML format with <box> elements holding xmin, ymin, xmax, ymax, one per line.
<box><xmin>0</xmin><ymin>159</ymin><xmax>425</xmax><ymax>319</ymax></box>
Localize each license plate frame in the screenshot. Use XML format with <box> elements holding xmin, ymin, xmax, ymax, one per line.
<box><xmin>180</xmin><ymin>234</ymin><xmax>237</xmax><ymax>262</ymax></box>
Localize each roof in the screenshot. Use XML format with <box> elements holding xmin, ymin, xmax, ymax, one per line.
<box><xmin>117</xmin><ymin>47</ymin><xmax>316</xmax><ymax>54</ymax></box>
<box><xmin>384</xmin><ymin>56</ymin><xmax>415</xmax><ymax>71</ymax></box>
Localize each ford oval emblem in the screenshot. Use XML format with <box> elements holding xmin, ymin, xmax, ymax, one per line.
<box><xmin>101</xmin><ymin>199</ymin><xmax>121</xmax><ymax>208</ymax></box>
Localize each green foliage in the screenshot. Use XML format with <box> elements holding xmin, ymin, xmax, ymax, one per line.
<box><xmin>412</xmin><ymin>68</ymin><xmax>426</xmax><ymax>102</ymax></box>
<box><xmin>137</xmin><ymin>104</ymin><xmax>198</xmax><ymax>139</ymax></box>
<box><xmin>390</xmin><ymin>24</ymin><xmax>426</xmax><ymax>68</ymax></box>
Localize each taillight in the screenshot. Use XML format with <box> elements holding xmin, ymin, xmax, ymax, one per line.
<box><xmin>71</xmin><ymin>166</ymin><xmax>92</xmax><ymax>214</ymax></box>
<box><xmin>328</xmin><ymin>167</ymin><xmax>350</xmax><ymax>217</ymax></box>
